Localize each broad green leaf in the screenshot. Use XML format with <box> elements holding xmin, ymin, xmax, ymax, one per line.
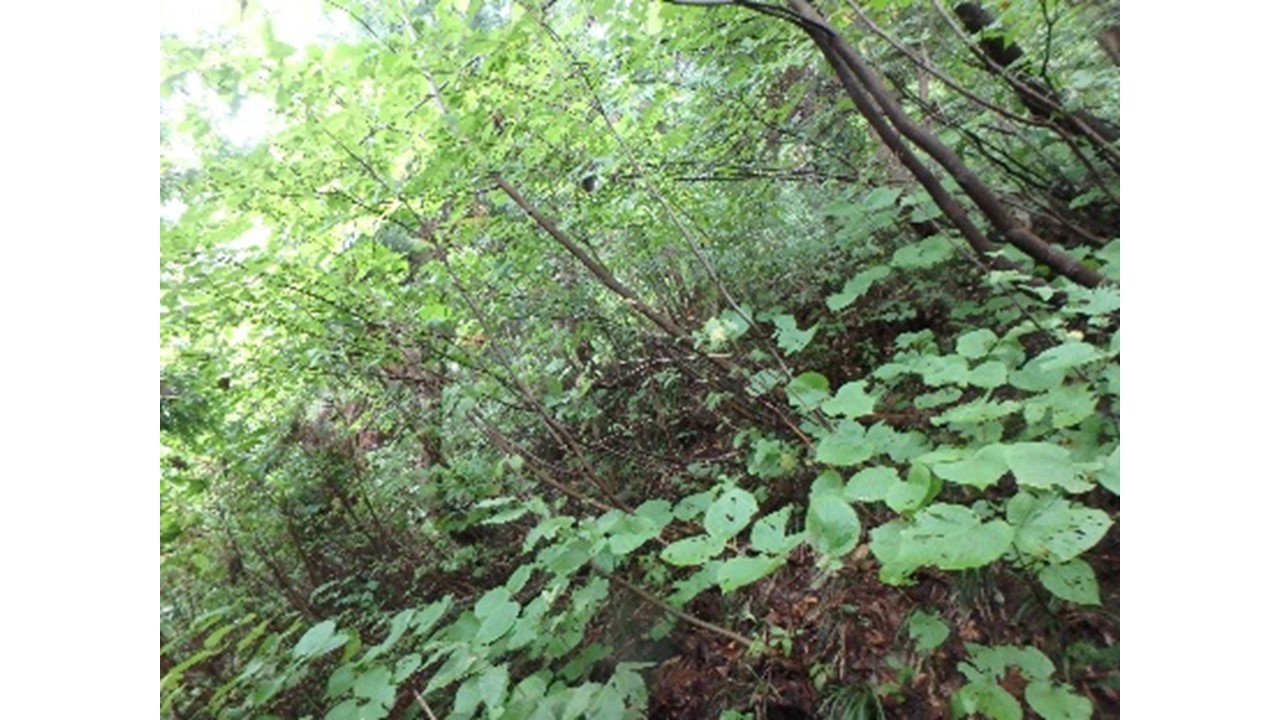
<box><xmin>293</xmin><ymin>620</ymin><xmax>345</xmax><ymax>660</ymax></box>
<box><xmin>811</xmin><ymin>469</ymin><xmax>844</xmax><ymax>497</ymax></box>
<box><xmin>426</xmin><ymin>649</ymin><xmax>477</xmax><ymax>693</ymax></box>
<box><xmin>353</xmin><ymin>665</ymin><xmax>395</xmax><ymax>708</ymax></box>
<box><xmin>918</xmin><ymin>354</ymin><xmax>970</xmax><ymax>387</ymax></box>
<box><xmin>886</xmin><ymin>463</ymin><xmax>935</xmax><ymax>513</ymax></box>
<box><xmin>898</xmin><ymin>505</ymin><xmax>1014</xmax><ymax>570</ymax></box>
<box><xmin>717</xmin><ymin>554</ymin><xmax>785</xmax><ymax>591</ymax></box>
<box><xmin>843</xmin><ymin>466</ymin><xmax>898</xmax><ymax>503</ymax></box>
<box><xmin>929</xmin><ymin>444</ymin><xmax>1008</xmax><ymax>490</ymax></box>
<box><xmin>1041</xmin><ymin>384</ymin><xmax>1099</xmax><ymax>429</ymax></box>
<box><xmin>750</xmin><ymin>507</ymin><xmax>801</xmax><ymax>554</ymax></box>
<box><xmin>661</xmin><ymin>535</ymin><xmax>726</xmax><ymax>566</ymax></box>
<box><xmin>608</xmin><ymin>511</ymin><xmax>665</xmax><ymax>555</ymax></box>
<box><xmin>1037</xmin><ymin>341</ymin><xmax>1105</xmax><ymax>370</ymax></box>
<box><xmin>506</xmin><ymin>564</ymin><xmax>535</xmax><ymax>595</ymax></box>
<box><xmin>826</xmin><ymin>265</ymin><xmax>891</xmax><ymax>311</ymax></box>
<box><xmin>1007</xmin><ymin>492</ymin><xmax>1112</xmax><ymax>562</ymax></box>
<box><xmin>1097</xmin><ymin>445</ymin><xmax>1119</xmax><ymax>495</ymax></box>
<box><xmin>394</xmin><ymin>653</ymin><xmax>422</xmax><ymax>683</ymax></box>
<box><xmin>704</xmin><ymin>486</ymin><xmax>758</xmax><ymax>540</ymax></box>
<box><xmin>786</xmin><ymin>371</ymin><xmax>830</xmax><ymax>412</ymax></box>
<box><xmin>863</xmin><ymin>186</ymin><xmax>902</xmax><ymax>210</ymax></box>
<box><xmin>933</xmin><ymin>399</ymin><xmax>1020</xmax><ymax>425</ymax></box>
<box><xmin>815</xmin><ymin>419</ymin><xmax>874</xmax><ymax>466</ymax></box>
<box><xmin>1026</xmin><ymin>680</ymin><xmax>1093</xmax><ymax>720</ymax></box>
<box><xmin>327</xmin><ymin>663</ymin><xmax>356</xmax><ymax>698</ymax></box>
<box><xmin>953</xmin><ymin>679</ymin><xmax>1023</xmax><ymax>720</ymax></box>
<box><xmin>476</xmin><ymin>664</ymin><xmax>510</xmax><ymax>712</ymax></box>
<box><xmin>906</xmin><ymin>610</ymin><xmax>949</xmax><ymax>652</ymax></box>
<box><xmin>1009</xmin><ymin>358</ymin><xmax>1066</xmax><ymax>392</ymax></box>
<box><xmin>1003</xmin><ymin>443</ymin><xmax>1091</xmax><ymax>492</ymax></box>
<box><xmin>563</xmin><ymin>681</ymin><xmax>601</xmax><ymax>719</ymax></box>
<box><xmin>956</xmin><ymin>329</ymin><xmax>998</xmax><ymax>359</ymax></box>
<box><xmin>594</xmin><ymin>683</ymin><xmax>627</xmax><ymax>717</ymax></box>
<box><xmin>412</xmin><ymin>597</ymin><xmax>452</xmax><ymax>636</ymax></box>
<box><xmin>507</xmin><ymin>596</ymin><xmax>548</xmax><ymax>651</ymax></box>
<box><xmin>966</xmin><ymin>360</ymin><xmax>1008</xmax><ymax>389</ymax></box>
<box><xmin>1038</xmin><ymin>558</ymin><xmax>1101</xmax><ymax>605</ymax></box>
<box><xmin>747</xmin><ymin>368</ymin><xmax>786</xmax><ymax>396</ymax></box>
<box><xmin>324</xmin><ymin>699</ymin><xmax>361</xmax><ymax>720</ymax></box>
<box><xmin>805</xmin><ymin>493</ymin><xmax>861</xmax><ymax>558</ymax></box>
<box><xmin>915</xmin><ymin>387</ymin><xmax>963</xmax><ymax>409</ymax></box>
<box><xmin>892</xmin><ymin>235</ymin><xmax>954</xmax><ymax>269</ymax></box>
<box><xmin>453</xmin><ymin>671</ymin><xmax>483</xmax><ymax>718</ymax></box>
<box><xmin>474</xmin><ymin>588</ymin><xmax>521</xmax><ymax>644</ymax></box>
<box><xmin>674</xmin><ymin>490</ymin><xmax>715</xmax><ymax>521</ymax></box>
<box><xmin>540</xmin><ymin>538</ymin><xmax>593</xmax><ymax>575</ymax></box>
<box><xmin>773</xmin><ymin>314</ymin><xmax>816</xmax><ymax>355</ymax></box>
<box><xmin>868</xmin><ymin>520</ymin><xmax>919</xmax><ymax>584</ymax></box>
<box><xmin>821</xmin><ymin>380</ymin><xmax>878</xmax><ymax>418</ymax></box>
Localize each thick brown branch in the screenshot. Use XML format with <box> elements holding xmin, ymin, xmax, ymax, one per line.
<box><xmin>786</xmin><ymin>0</ymin><xmax>1104</xmax><ymax>288</ymax></box>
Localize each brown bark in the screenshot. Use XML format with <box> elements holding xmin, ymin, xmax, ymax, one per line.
<box><xmin>784</xmin><ymin>0</ymin><xmax>1104</xmax><ymax>288</ymax></box>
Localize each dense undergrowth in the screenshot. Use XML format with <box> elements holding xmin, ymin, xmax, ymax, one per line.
<box><xmin>161</xmin><ymin>1</ymin><xmax>1119</xmax><ymax>717</ymax></box>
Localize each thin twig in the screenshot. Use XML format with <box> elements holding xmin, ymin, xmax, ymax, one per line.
<box><xmin>597</xmin><ymin>564</ymin><xmax>761</xmax><ymax>650</ymax></box>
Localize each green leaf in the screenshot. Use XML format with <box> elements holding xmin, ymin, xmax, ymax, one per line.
<box><xmin>750</xmin><ymin>507</ymin><xmax>801</xmax><ymax>555</ymax></box>
<box><xmin>1007</xmin><ymin>492</ymin><xmax>1112</xmax><ymax>562</ymax></box>
<box><xmin>453</xmin><ymin>671</ymin><xmax>483</xmax><ymax>718</ymax></box>
<box><xmin>1038</xmin><ymin>558</ymin><xmax>1101</xmax><ymax>605</ymax></box>
<box><xmin>704</xmin><ymin>486</ymin><xmax>758</xmax><ymax>540</ymax></box>
<box><xmin>826</xmin><ymin>265</ymin><xmax>891</xmax><ymax>311</ymax></box>
<box><xmin>608</xmin><ymin>508</ymin><xmax>668</xmax><ymax>555</ymax></box>
<box><xmin>933</xmin><ymin>398</ymin><xmax>1020</xmax><ymax>425</ymax></box>
<box><xmin>412</xmin><ymin>597</ymin><xmax>452</xmax><ymax>636</ymax></box>
<box><xmin>324</xmin><ymin>699</ymin><xmax>360</xmax><ymax>720</ymax></box>
<box><xmin>863</xmin><ymin>186</ymin><xmax>902</xmax><ymax>211</ymax></box>
<box><xmin>1037</xmin><ymin>341</ymin><xmax>1105</xmax><ymax>370</ymax></box>
<box><xmin>1025</xmin><ymin>680</ymin><xmax>1093</xmax><ymax>720</ymax></box>
<box><xmin>1003</xmin><ymin>443</ymin><xmax>1091</xmax><ymax>492</ymax></box>
<box><xmin>1009</xmin><ymin>355</ymin><xmax>1066</xmax><ymax>391</ymax></box>
<box><xmin>953</xmin><ymin>679</ymin><xmax>1023</xmax><ymax>720</ymax></box>
<box><xmin>717</xmin><ymin>554</ymin><xmax>785</xmax><ymax>592</ymax></box>
<box><xmin>966</xmin><ymin>360</ymin><xmax>1009</xmax><ymax>389</ymax></box>
<box><xmin>327</xmin><ymin>663</ymin><xmax>356</xmax><ymax>698</ymax></box>
<box><xmin>885</xmin><ymin>463</ymin><xmax>936</xmax><ymax>513</ymax></box>
<box><xmin>773</xmin><ymin>314</ymin><xmax>817</xmax><ymax>355</ymax></box>
<box><xmin>394</xmin><ymin>653</ymin><xmax>422</xmax><ymax>683</ymax></box>
<box><xmin>868</xmin><ymin>520</ymin><xmax>918</xmax><ymax>584</ymax></box>
<box><xmin>747</xmin><ymin>368</ymin><xmax>786</xmax><ymax>397</ymax></box>
<box><xmin>426</xmin><ymin>649</ymin><xmax>477</xmax><ymax>693</ymax></box>
<box><xmin>1097</xmin><ymin>445</ymin><xmax>1119</xmax><ymax>495</ymax></box>
<box><xmin>843</xmin><ymin>466</ymin><xmax>898</xmax><ymax>503</ymax></box>
<box><xmin>540</xmin><ymin>538</ymin><xmax>593</xmax><ymax>575</ymax></box>
<box><xmin>786</xmin><ymin>372</ymin><xmax>830</xmax><ymax>412</ymax></box>
<box><xmin>815</xmin><ymin>419</ymin><xmax>874</xmax><ymax>466</ymax></box>
<box><xmin>892</xmin><ymin>235</ymin><xmax>954</xmax><ymax>269</ymax></box>
<box><xmin>293</xmin><ymin>620</ymin><xmax>345</xmax><ymax>660</ymax></box>
<box><xmin>1040</xmin><ymin>384</ymin><xmax>1099</xmax><ymax>429</ymax></box>
<box><xmin>928</xmin><ymin>444</ymin><xmax>1008</xmax><ymax>490</ymax></box>
<box><xmin>956</xmin><ymin>329</ymin><xmax>998</xmax><ymax>359</ymax></box>
<box><xmin>353</xmin><ymin>665</ymin><xmax>395</xmax><ymax>708</ymax></box>
<box><xmin>474</xmin><ymin>588</ymin><xmax>521</xmax><ymax>644</ymax></box>
<box><xmin>898</xmin><ymin>505</ymin><xmax>1014</xmax><ymax>571</ymax></box>
<box><xmin>805</xmin><ymin>493</ymin><xmax>861</xmax><ymax>558</ymax></box>
<box><xmin>821</xmin><ymin>380</ymin><xmax>878</xmax><ymax>418</ymax></box>
<box><xmin>918</xmin><ymin>354</ymin><xmax>970</xmax><ymax>387</ymax></box>
<box><xmin>661</xmin><ymin>535</ymin><xmax>726</xmax><ymax>566</ymax></box>
<box><xmin>907</xmin><ymin>610</ymin><xmax>950</xmax><ymax>652</ymax></box>
<box><xmin>915</xmin><ymin>387</ymin><xmax>963</xmax><ymax>409</ymax></box>
<box><xmin>476</xmin><ymin>664</ymin><xmax>510</xmax><ymax>712</ymax></box>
